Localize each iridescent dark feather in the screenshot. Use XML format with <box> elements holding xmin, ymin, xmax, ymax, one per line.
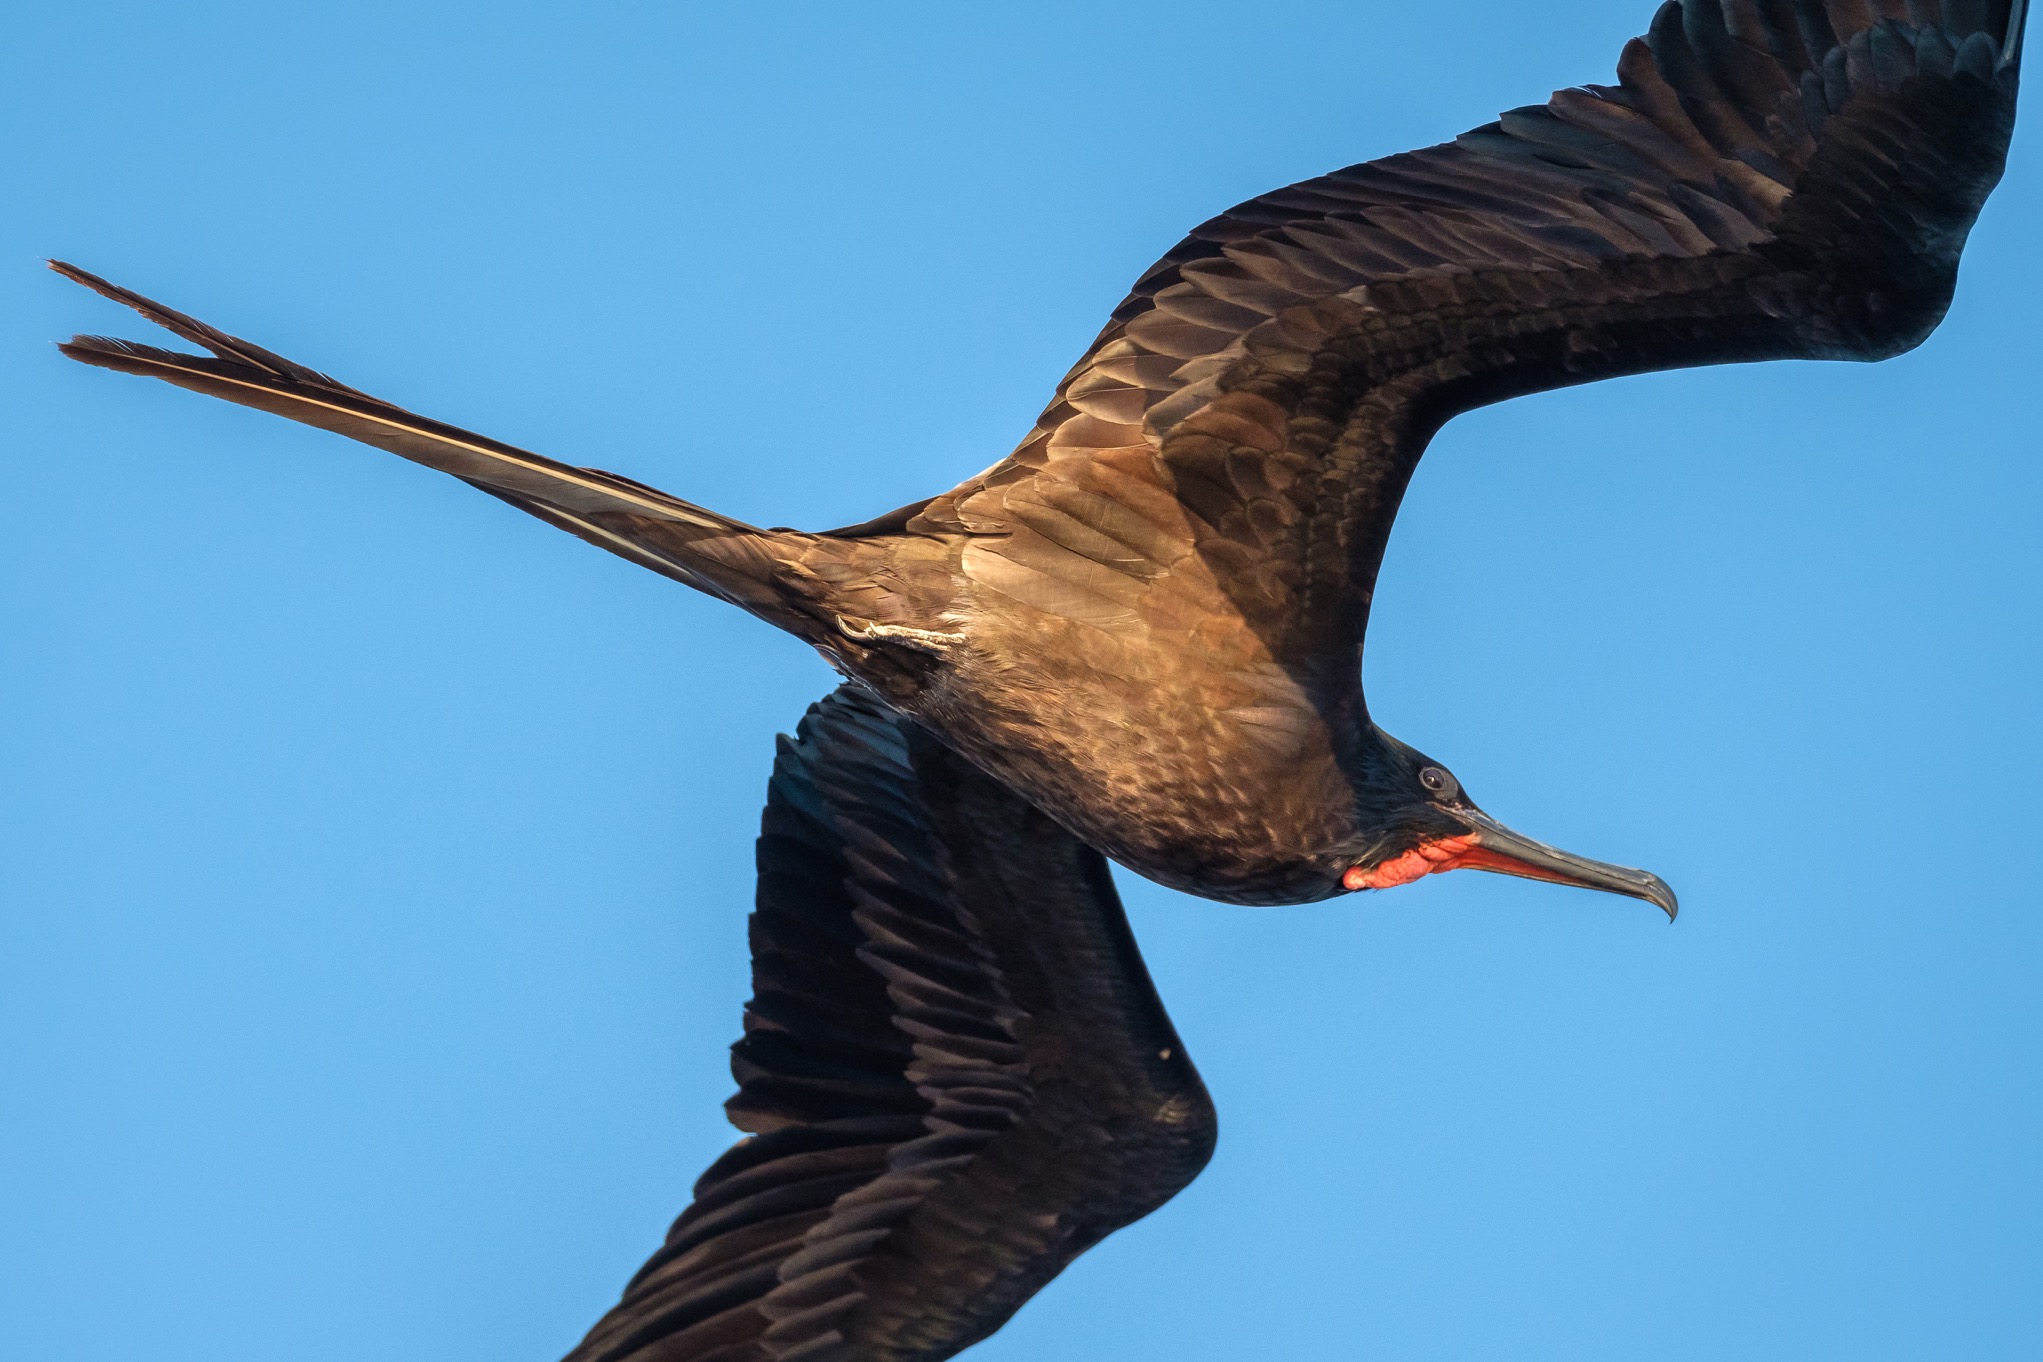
<box><xmin>912</xmin><ymin>0</ymin><xmax>2026</xmax><ymax>676</ymax></box>
<box><xmin>562</xmin><ymin>690</ymin><xmax>1212</xmax><ymax>1362</ymax></box>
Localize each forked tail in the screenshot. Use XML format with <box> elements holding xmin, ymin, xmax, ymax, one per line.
<box><xmin>52</xmin><ymin>262</ymin><xmax>835</xmax><ymax>640</ymax></box>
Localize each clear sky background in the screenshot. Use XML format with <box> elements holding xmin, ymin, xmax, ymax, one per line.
<box><xmin>4</xmin><ymin>3</ymin><xmax>2039</xmax><ymax>1359</ymax></box>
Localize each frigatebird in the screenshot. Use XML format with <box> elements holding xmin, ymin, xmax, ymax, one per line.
<box><xmin>55</xmin><ymin>0</ymin><xmax>2025</xmax><ymax>1357</ymax></box>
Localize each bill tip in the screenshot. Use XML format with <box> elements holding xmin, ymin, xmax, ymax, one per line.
<box><xmin>1647</xmin><ymin>878</ymin><xmax>1679</xmax><ymax>921</ymax></box>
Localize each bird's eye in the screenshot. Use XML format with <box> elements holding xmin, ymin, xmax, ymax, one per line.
<box><xmin>1418</xmin><ymin>766</ymin><xmax>1457</xmax><ymax>797</ymax></box>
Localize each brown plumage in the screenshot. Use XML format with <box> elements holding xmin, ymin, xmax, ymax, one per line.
<box><xmin>567</xmin><ymin>688</ymin><xmax>1212</xmax><ymax>1362</ymax></box>
<box><xmin>54</xmin><ymin>1</ymin><xmax>2025</xmax><ymax>1357</ymax></box>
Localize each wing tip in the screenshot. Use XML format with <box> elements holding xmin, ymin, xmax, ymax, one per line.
<box><xmin>2003</xmin><ymin>0</ymin><xmax>2029</xmax><ymax>71</ymax></box>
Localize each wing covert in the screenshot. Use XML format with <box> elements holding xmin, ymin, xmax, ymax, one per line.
<box><xmin>915</xmin><ymin>0</ymin><xmax>2025</xmax><ymax>660</ymax></box>
<box><xmin>565</xmin><ymin>688</ymin><xmax>1215</xmax><ymax>1362</ymax></box>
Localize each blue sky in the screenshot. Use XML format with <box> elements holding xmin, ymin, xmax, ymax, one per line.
<box><xmin>5</xmin><ymin>3</ymin><xmax>2039</xmax><ymax>1358</ymax></box>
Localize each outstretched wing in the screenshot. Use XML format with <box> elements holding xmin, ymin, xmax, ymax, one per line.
<box><xmin>913</xmin><ymin>0</ymin><xmax>2025</xmax><ymax>663</ymax></box>
<box><xmin>566</xmin><ymin>687</ymin><xmax>1215</xmax><ymax>1362</ymax></box>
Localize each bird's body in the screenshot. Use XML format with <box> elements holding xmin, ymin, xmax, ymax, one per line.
<box><xmin>890</xmin><ymin>581</ymin><xmax>1366</xmax><ymax>904</ymax></box>
<box><xmin>56</xmin><ymin>1</ymin><xmax>2027</xmax><ymax>1357</ymax></box>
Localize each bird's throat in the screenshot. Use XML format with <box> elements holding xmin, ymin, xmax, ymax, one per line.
<box><xmin>1345</xmin><ymin>835</ymin><xmax>1482</xmax><ymax>891</ymax></box>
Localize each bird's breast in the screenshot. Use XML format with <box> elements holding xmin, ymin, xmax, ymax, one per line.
<box><xmin>904</xmin><ymin>612</ymin><xmax>1362</xmax><ymax>905</ymax></box>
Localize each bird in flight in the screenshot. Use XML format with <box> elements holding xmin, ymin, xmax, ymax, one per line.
<box><xmin>56</xmin><ymin>0</ymin><xmax>2025</xmax><ymax>1357</ymax></box>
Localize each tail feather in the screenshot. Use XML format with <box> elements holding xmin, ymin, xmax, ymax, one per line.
<box><xmin>51</xmin><ymin>262</ymin><xmax>819</xmax><ymax>626</ymax></box>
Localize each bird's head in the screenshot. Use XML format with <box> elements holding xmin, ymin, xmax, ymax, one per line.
<box><xmin>1334</xmin><ymin>730</ymin><xmax>1677</xmax><ymax>918</ymax></box>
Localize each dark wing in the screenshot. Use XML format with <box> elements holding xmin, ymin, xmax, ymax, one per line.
<box><xmin>911</xmin><ymin>0</ymin><xmax>2026</xmax><ymax>663</ymax></box>
<box><xmin>566</xmin><ymin>687</ymin><xmax>1215</xmax><ymax>1362</ymax></box>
